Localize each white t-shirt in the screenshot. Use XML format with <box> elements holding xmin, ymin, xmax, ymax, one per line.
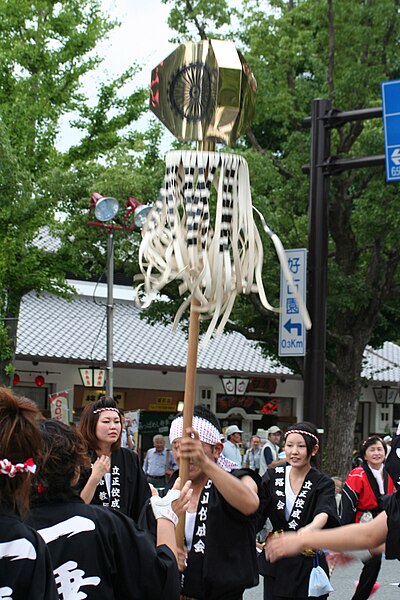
<box><xmin>370</xmin><ymin>465</ymin><xmax>385</xmax><ymax>495</ymax></box>
<box><xmin>185</xmin><ymin>511</ymin><xmax>197</xmax><ymax>551</ymax></box>
<box><xmin>104</xmin><ymin>472</ymin><xmax>111</xmax><ymax>496</ymax></box>
<box><xmin>285</xmin><ymin>465</ymin><xmax>296</xmax><ymax>520</ymax></box>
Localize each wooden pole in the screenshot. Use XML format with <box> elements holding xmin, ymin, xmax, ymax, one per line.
<box><xmin>176</xmin><ymin>296</ymin><xmax>200</xmax><ymax>547</ymax></box>
<box><xmin>176</xmin><ymin>140</ymin><xmax>213</xmax><ymax>548</ymax></box>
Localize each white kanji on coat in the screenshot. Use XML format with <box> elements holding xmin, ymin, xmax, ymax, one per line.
<box><xmin>0</xmin><ymin>587</ymin><xmax>12</xmax><ymax>600</ymax></box>
<box><xmin>54</xmin><ymin>560</ymin><xmax>100</xmax><ymax>599</ymax></box>
<box><xmin>193</xmin><ymin>539</ymin><xmax>206</xmax><ymax>554</ymax></box>
<box><xmin>196</xmin><ymin>523</ymin><xmax>206</xmax><ymax>537</ymax></box>
<box><xmin>198</xmin><ymin>507</ymin><xmax>208</xmax><ymax>521</ymax></box>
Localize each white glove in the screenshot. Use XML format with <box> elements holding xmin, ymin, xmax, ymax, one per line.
<box><xmin>150</xmin><ymin>488</ymin><xmax>180</xmax><ymax>526</ymax></box>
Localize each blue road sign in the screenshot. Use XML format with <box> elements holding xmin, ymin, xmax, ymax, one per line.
<box><xmin>278</xmin><ymin>249</ymin><xmax>307</xmax><ymax>357</ymax></box>
<box><xmin>381</xmin><ymin>79</ymin><xmax>400</xmax><ymax>182</ymax></box>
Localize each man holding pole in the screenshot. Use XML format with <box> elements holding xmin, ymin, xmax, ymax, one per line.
<box><xmin>138</xmin><ymin>38</ymin><xmax>309</xmax><ymax>599</ymax></box>
<box><xmin>166</xmin><ymin>405</ymin><xmax>261</xmax><ymax>600</ymax></box>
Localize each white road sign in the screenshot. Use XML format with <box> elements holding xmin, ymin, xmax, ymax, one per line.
<box><xmin>278</xmin><ymin>248</ymin><xmax>307</xmax><ymax>356</ymax></box>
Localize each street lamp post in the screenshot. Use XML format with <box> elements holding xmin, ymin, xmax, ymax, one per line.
<box><xmin>106</xmin><ymin>227</ymin><xmax>115</xmax><ymax>397</ymax></box>
<box><xmin>87</xmin><ymin>194</ymin><xmax>152</xmax><ymax>399</ymax></box>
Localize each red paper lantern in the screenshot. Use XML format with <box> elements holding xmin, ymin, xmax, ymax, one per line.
<box><xmin>13</xmin><ymin>373</ymin><xmax>20</xmax><ymax>386</ymax></box>
<box><xmin>35</xmin><ymin>375</ymin><xmax>45</xmax><ymax>387</ymax></box>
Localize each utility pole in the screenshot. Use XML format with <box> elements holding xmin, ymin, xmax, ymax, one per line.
<box><xmin>303</xmin><ymin>99</ymin><xmax>331</xmax><ymax>430</ymax></box>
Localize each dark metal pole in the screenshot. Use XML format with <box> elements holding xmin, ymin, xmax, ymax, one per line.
<box><xmin>106</xmin><ymin>229</ymin><xmax>114</xmax><ymax>398</ymax></box>
<box><xmin>303</xmin><ymin>99</ymin><xmax>331</xmax><ymax>430</ymax></box>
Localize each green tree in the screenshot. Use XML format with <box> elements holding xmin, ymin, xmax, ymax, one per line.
<box><xmin>0</xmin><ymin>0</ymin><xmax>153</xmax><ymax>385</ymax></box>
<box><xmin>154</xmin><ymin>0</ymin><xmax>400</xmax><ymax>477</ymax></box>
<box><xmin>162</xmin><ymin>0</ymin><xmax>232</xmax><ymax>40</ymax></box>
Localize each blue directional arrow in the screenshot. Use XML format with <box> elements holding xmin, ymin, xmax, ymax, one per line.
<box><xmin>284</xmin><ymin>319</ymin><xmax>302</xmax><ymax>335</ymax></box>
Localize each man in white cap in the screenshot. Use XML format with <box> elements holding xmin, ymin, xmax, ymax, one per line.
<box><xmin>222</xmin><ymin>424</ymin><xmax>243</xmax><ymax>466</ymax></box>
<box><xmin>259</xmin><ymin>425</ymin><xmax>286</xmax><ymax>476</ymax></box>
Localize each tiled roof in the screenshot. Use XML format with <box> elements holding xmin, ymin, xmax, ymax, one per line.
<box><xmin>16</xmin><ymin>291</ymin><xmax>400</xmax><ymax>383</ymax></box>
<box><xmin>362</xmin><ymin>342</ymin><xmax>400</xmax><ymax>383</ymax></box>
<box><xmin>16</xmin><ymin>291</ymin><xmax>293</xmax><ymax>377</ymax></box>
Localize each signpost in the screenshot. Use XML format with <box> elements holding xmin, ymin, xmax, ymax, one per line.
<box><xmin>381</xmin><ymin>78</ymin><xmax>400</xmax><ymax>182</ymax></box>
<box><xmin>279</xmin><ymin>249</ymin><xmax>307</xmax><ymax>357</ymax></box>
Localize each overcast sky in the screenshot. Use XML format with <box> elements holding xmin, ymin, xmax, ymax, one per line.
<box><xmin>99</xmin><ymin>0</ymin><xmax>174</xmax><ymax>86</ymax></box>
<box><xmin>57</xmin><ymin>0</ymin><xmax>175</xmax><ymax>150</ymax></box>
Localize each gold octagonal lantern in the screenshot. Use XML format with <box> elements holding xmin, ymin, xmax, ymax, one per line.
<box><xmin>150</xmin><ymin>39</ymin><xmax>257</xmax><ymax>145</ymax></box>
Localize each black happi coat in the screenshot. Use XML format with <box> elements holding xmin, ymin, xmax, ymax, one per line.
<box><xmin>0</xmin><ymin>511</ymin><xmax>57</xmax><ymax>600</ymax></box>
<box><xmin>259</xmin><ymin>465</ymin><xmax>340</xmax><ymax>598</ymax></box>
<box><xmin>27</xmin><ymin>496</ymin><xmax>180</xmax><ymax>600</ymax></box>
<box><xmin>78</xmin><ymin>447</ymin><xmax>150</xmax><ymax>522</ymax></box>
<box><xmin>164</xmin><ymin>469</ymin><xmax>260</xmax><ymax>600</ymax></box>
<box><xmin>384</xmin><ymin>437</ymin><xmax>400</xmax><ymax>559</ymax></box>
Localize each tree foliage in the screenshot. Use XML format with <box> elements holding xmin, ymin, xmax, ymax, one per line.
<box><xmin>0</xmin><ymin>0</ymin><xmax>160</xmax><ymax>385</ymax></box>
<box><xmin>162</xmin><ymin>0</ymin><xmax>232</xmax><ymax>40</ymax></box>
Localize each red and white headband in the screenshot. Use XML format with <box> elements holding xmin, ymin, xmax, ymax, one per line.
<box><xmin>93</xmin><ymin>407</ymin><xmax>120</xmax><ymax>415</ymax></box>
<box><xmin>0</xmin><ymin>457</ymin><xmax>36</xmax><ymax>478</ymax></box>
<box><xmin>169</xmin><ymin>416</ymin><xmax>221</xmax><ymax>446</ymax></box>
<box><xmin>284</xmin><ymin>429</ymin><xmax>319</xmax><ymax>444</ymax></box>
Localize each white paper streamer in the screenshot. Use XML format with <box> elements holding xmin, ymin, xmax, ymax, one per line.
<box><xmin>137</xmin><ymin>150</ymin><xmax>311</xmax><ymax>346</ymax></box>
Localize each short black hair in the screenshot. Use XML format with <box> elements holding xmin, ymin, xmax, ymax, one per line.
<box><xmin>34</xmin><ymin>419</ymin><xmax>90</xmax><ymax>502</ymax></box>
<box><xmin>360</xmin><ymin>435</ymin><xmax>386</xmax><ymax>459</ymax></box>
<box><xmin>193</xmin><ymin>405</ymin><xmax>221</xmax><ymax>432</ymax></box>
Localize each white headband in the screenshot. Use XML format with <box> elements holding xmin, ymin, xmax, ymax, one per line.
<box><xmin>169</xmin><ymin>416</ymin><xmax>221</xmax><ymax>446</ymax></box>
<box><xmin>93</xmin><ymin>407</ymin><xmax>120</xmax><ymax>415</ymax></box>
<box><xmin>284</xmin><ymin>429</ymin><xmax>319</xmax><ymax>444</ymax></box>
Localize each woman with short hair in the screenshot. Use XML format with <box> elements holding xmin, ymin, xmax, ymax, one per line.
<box><xmin>340</xmin><ymin>434</ymin><xmax>395</xmax><ymax>600</ymax></box>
